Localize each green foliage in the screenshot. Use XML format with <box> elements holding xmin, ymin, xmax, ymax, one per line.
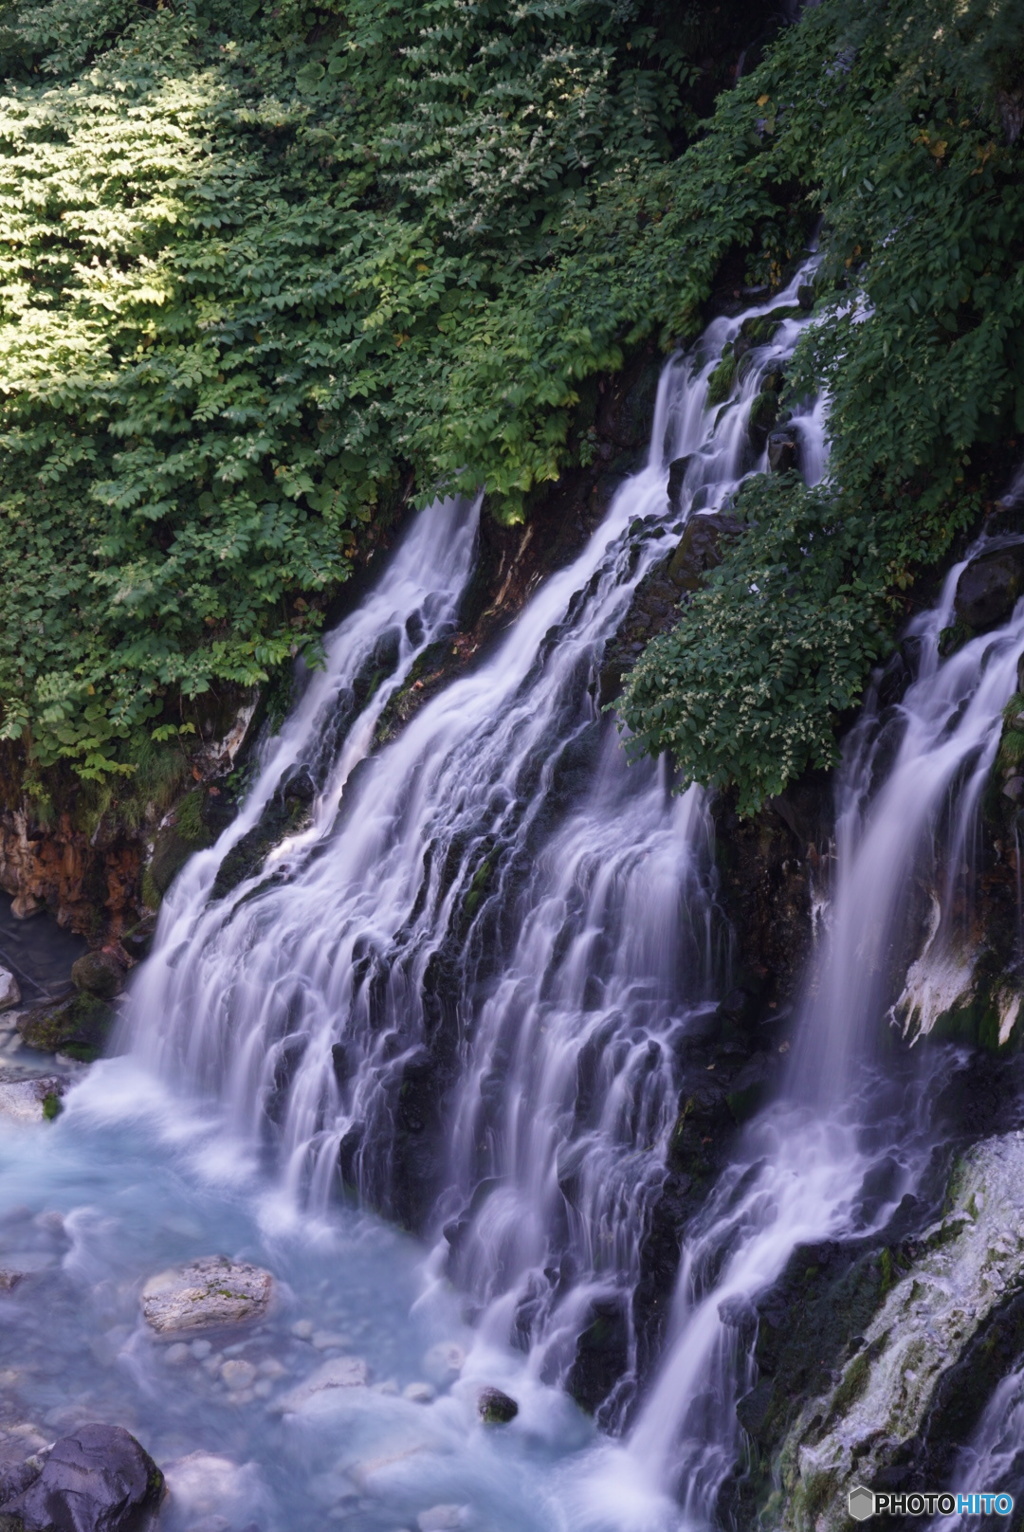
<box><xmin>2</xmin><ymin>0</ymin><xmax>1021</xmax><ymax>810</ymax></box>
<box><xmin>622</xmin><ymin>0</ymin><xmax>1024</xmax><ymax>810</ymax></box>
<box><xmin>998</xmin><ymin>692</ymin><xmax>1024</xmax><ymax>772</ymax></box>
<box><xmin>0</xmin><ymin>0</ymin><xmax>787</xmax><ymax>782</ymax></box>
<box><xmin>622</xmin><ymin>477</ymin><xmax>888</xmax><ymax>813</ymax></box>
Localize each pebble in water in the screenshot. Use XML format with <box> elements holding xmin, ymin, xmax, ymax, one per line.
<box><xmin>221</xmin><ymin>1359</ymin><xmax>257</xmax><ymax>1393</ymax></box>
<box><xmin>402</xmin><ymin>1382</ymin><xmax>435</xmax><ymax>1404</ymax></box>
<box><xmin>417</xmin><ymin>1507</ymin><xmax>468</xmax><ymax>1532</ymax></box>
<box><xmin>421</xmin><ymin>1342</ymin><xmax>465</xmax><ymax>1386</ymax></box>
<box><xmin>312</xmin><ymin>1330</ymin><xmax>348</xmax><ymax>1351</ymax></box>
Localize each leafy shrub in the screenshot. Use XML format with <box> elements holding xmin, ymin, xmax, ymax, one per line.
<box><xmin>0</xmin><ymin>0</ymin><xmax>790</xmax><ymax>782</ymax></box>
<box><xmin>621</xmin><ymin>0</ymin><xmax>1024</xmax><ymax>809</ymax></box>
<box><xmin>621</xmin><ymin>477</ymin><xmax>889</xmax><ymax>813</ymax></box>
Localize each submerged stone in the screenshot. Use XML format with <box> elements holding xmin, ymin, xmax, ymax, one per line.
<box><xmin>417</xmin><ymin>1507</ymin><xmax>468</xmax><ymax>1532</ymax></box>
<box><xmin>954</xmin><ymin>546</ymin><xmax>1024</xmax><ymax>631</ymax></box>
<box><xmin>272</xmin><ymin>1354</ymin><xmax>369</xmax><ymax>1412</ymax></box>
<box><xmin>140</xmin><ymin>1256</ymin><xmax>273</xmax><ymax>1335</ymax></box>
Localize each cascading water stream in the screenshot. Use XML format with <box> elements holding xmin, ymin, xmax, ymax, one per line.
<box><xmin>139</xmin><ymin>494</ymin><xmax>482</xmax><ymax>947</ymax></box>
<box><xmin>624</xmin><ymin>533</ymin><xmax>1024</xmax><ymax>1525</ymax></box>
<box><xmin>128</xmin><ymin>266</ymin><xmax>824</xmax><ymax>1432</ymax></box>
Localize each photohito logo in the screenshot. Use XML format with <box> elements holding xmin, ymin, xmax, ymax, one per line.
<box><xmin>847</xmin><ymin>1486</ymin><xmax>1015</xmax><ymax>1520</ymax></box>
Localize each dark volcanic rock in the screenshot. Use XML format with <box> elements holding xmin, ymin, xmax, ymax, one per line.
<box><xmin>767</xmin><ymin>426</ymin><xmax>800</xmax><ymax>475</ymax></box>
<box><xmin>566</xmin><ymin>1297</ymin><xmax>629</xmax><ymax>1415</ymax></box>
<box><xmin>667</xmin><ymin>455</ymin><xmax>692</xmax><ymax>509</ymax></box>
<box><xmin>954</xmin><ymin>546</ymin><xmax>1024</xmax><ymax>631</ymax></box>
<box><xmin>1</xmin><ymin>1423</ymin><xmax>163</xmax><ymax>1532</ymax></box>
<box><xmin>666</xmin><ymin>512</ymin><xmax>743</xmax><ymax>593</ymax></box>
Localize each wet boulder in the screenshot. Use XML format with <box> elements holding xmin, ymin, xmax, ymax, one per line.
<box><xmin>477</xmin><ymin>1387</ymin><xmax>518</xmax><ymax>1424</ymax></box>
<box><xmin>0</xmin><ymin>1069</ymin><xmax>67</xmax><ymax>1124</ymax></box>
<box><xmin>17</xmin><ymin>994</ymin><xmax>113</xmax><ymax>1062</ymax></box>
<box><xmin>71</xmin><ymin>949</ymin><xmax>125</xmax><ymax>1001</ymax></box>
<box><xmin>771</xmin><ymin>1131</ymin><xmax>1024</xmax><ymax>1527</ymax></box>
<box><xmin>666</xmin><ymin>455</ymin><xmax>692</xmax><ymax>510</ymax></box>
<box><xmin>767</xmin><ymin>426</ymin><xmax>800</xmax><ymax>475</ymax></box>
<box><xmin>140</xmin><ymin>1256</ymin><xmax>273</xmax><ymax>1335</ymax></box>
<box><xmin>0</xmin><ymin>966</ymin><xmax>20</xmax><ymax>1012</ymax></box>
<box><xmin>667</xmin><ymin>512</ymin><xmax>743</xmax><ymax>594</ymax></box>
<box><xmin>0</xmin><ymin>1423</ymin><xmax>163</xmax><ymax>1532</ymax></box>
<box><xmin>566</xmin><ymin>1297</ymin><xmax>629</xmax><ymax>1415</ymax></box>
<box><xmin>954</xmin><ymin>546</ymin><xmax>1024</xmax><ymax>631</ymax></box>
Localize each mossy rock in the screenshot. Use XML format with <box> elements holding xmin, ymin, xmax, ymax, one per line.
<box><xmin>71</xmin><ymin>949</ymin><xmax>124</xmax><ymax>1000</ymax></box>
<box><xmin>17</xmin><ymin>993</ymin><xmax>114</xmax><ymax>1061</ymax></box>
<box><xmin>748</xmin><ymin>389</ymin><xmax>780</xmax><ymax>450</ymax></box>
<box><xmin>209</xmin><ymin>795</ymin><xmax>312</xmax><ymax>902</ymax></box>
<box><xmin>478</xmin><ymin>1386</ymin><xmax>519</xmax><ymax>1424</ymax></box>
<box><xmin>706</xmin><ymin>347</ymin><xmax>736</xmax><ymax>406</ymax></box>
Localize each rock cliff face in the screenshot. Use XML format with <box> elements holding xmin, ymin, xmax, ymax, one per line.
<box><xmin>0</xmin><ymin>805</ymin><xmax>141</xmax><ymax>937</ymax></box>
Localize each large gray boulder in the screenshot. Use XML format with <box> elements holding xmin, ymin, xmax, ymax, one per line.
<box><xmin>70</xmin><ymin>950</ymin><xmax>125</xmax><ymax>1001</ymax></box>
<box><xmin>140</xmin><ymin>1256</ymin><xmax>273</xmax><ymax>1335</ymax></box>
<box><xmin>0</xmin><ymin>1423</ymin><xmax>163</xmax><ymax>1531</ymax></box>
<box><xmin>954</xmin><ymin>546</ymin><xmax>1024</xmax><ymax>630</ymax></box>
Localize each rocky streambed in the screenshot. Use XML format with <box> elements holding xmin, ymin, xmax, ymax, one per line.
<box><xmin>0</xmin><ymin>1057</ymin><xmax>619</xmax><ymax>1532</ymax></box>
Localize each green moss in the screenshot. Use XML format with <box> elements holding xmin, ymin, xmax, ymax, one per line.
<box><xmin>706</xmin><ymin>347</ymin><xmax>737</xmax><ymax>406</ymax></box>
<box><xmin>174</xmin><ymin>789</ymin><xmax>208</xmax><ymax>848</ymax></box>
<box><xmin>19</xmin><ymin>993</ymin><xmax>113</xmax><ymax>1058</ymax></box>
<box><xmin>41</xmin><ymin>1091</ymin><xmax>63</xmax><ymax>1120</ymax></box>
<box><xmin>826</xmin><ymin>1335</ymin><xmax>884</xmax><ymax>1425</ymax></box>
<box><xmin>140</xmin><ymin>865</ymin><xmax>161</xmax><ymax>912</ymax></box>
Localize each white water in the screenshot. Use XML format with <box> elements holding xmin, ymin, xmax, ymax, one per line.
<box><xmin>930</xmin><ymin>1363</ymin><xmax>1024</xmax><ymax>1529</ymax></box>
<box><xmin>624</xmin><ymin>542</ymin><xmax>1024</xmax><ymax>1523</ymax></box>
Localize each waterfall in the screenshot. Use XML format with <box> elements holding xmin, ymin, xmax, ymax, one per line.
<box><xmin>128</xmin><ymin>266</ymin><xmax>824</xmax><ymax>1437</ymax></box>
<box><xmin>929</xmin><ymin>1363</ymin><xmax>1024</xmax><ymax>1529</ymax></box>
<box><xmin>625</xmin><ymin>535</ymin><xmax>1024</xmax><ymax>1522</ymax></box>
